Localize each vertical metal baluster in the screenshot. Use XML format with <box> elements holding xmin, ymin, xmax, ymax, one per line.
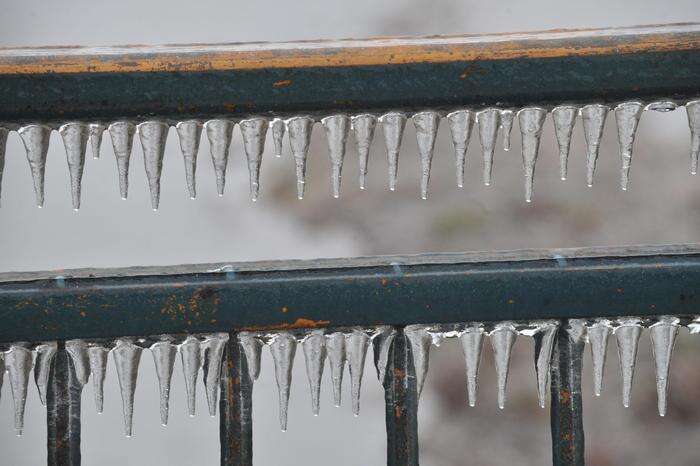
<box><xmin>47</xmin><ymin>343</ymin><xmax>82</xmax><ymax>466</ymax></box>
<box><xmin>384</xmin><ymin>327</ymin><xmax>419</xmax><ymax>466</ymax></box>
<box><xmin>220</xmin><ymin>333</ymin><xmax>253</xmax><ymax>466</ymax></box>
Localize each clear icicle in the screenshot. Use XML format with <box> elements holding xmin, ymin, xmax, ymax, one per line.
<box><xmin>346</xmin><ymin>328</ymin><xmax>370</xmax><ymax>416</ymax></box>
<box><xmin>379</xmin><ymin>112</ymin><xmax>407</xmax><ymax>191</ymax></box>
<box><xmin>179</xmin><ymin>336</ymin><xmax>202</xmax><ymax>417</ymax></box>
<box><xmin>372</xmin><ymin>326</ymin><xmax>396</xmax><ymax>386</ymax></box>
<box><xmin>202</xmin><ymin>333</ymin><xmax>228</xmax><ymax>417</ymax></box>
<box><xmin>614</xmin><ymin>317</ymin><xmax>642</xmax><ymax>407</ymax></box>
<box><xmin>18</xmin><ymin>124</ymin><xmax>52</xmax><ymax>207</ymax></box>
<box><xmin>287</xmin><ymin>116</ymin><xmax>314</xmax><ymax>199</ymax></box>
<box><xmin>271</xmin><ymin>118</ymin><xmax>286</xmax><ymax>158</ymax></box>
<box><xmin>137</xmin><ymin>121</ymin><xmax>169</xmax><ymax>210</ymax></box>
<box><xmin>58</xmin><ymin>122</ymin><xmax>89</xmax><ymax>210</ymax></box>
<box><xmin>517</xmin><ymin>107</ymin><xmax>547</xmax><ymax>202</ymax></box>
<box><xmin>175</xmin><ymin>120</ymin><xmax>202</xmax><ymax>199</ymax></box>
<box><xmin>87</xmin><ymin>344</ymin><xmax>110</xmax><ymax>414</ymax></box>
<box><xmin>65</xmin><ymin>339</ymin><xmax>91</xmax><ymax>386</ymax></box>
<box><xmin>33</xmin><ymin>342</ymin><xmax>58</xmax><ymax>406</ymax></box>
<box><xmin>413</xmin><ymin>111</ymin><xmax>440</xmax><ymax>200</ymax></box>
<box><xmin>650</xmin><ymin>315</ymin><xmax>680</xmax><ymax>417</ymax></box>
<box><xmin>269</xmin><ymin>332</ymin><xmax>296</xmax><ymax>431</ymax></box>
<box><xmin>6</xmin><ymin>344</ymin><xmax>33</xmax><ymax>435</ymax></box>
<box><xmin>302</xmin><ymin>330</ymin><xmax>327</xmax><ymax>416</ymax></box>
<box><xmin>446</xmin><ymin>110</ymin><xmax>474</xmax><ymax>188</ymax></box>
<box><xmin>150</xmin><ymin>339</ymin><xmax>177</xmax><ymax>425</ymax></box>
<box><xmin>322</xmin><ymin>114</ymin><xmax>350</xmax><ymax>198</ymax></box>
<box><xmin>490</xmin><ymin>322</ymin><xmax>517</xmax><ymax>409</ymax></box>
<box><xmin>204</xmin><ymin>119</ymin><xmax>234</xmax><ymax>197</ymax></box>
<box><xmin>108</xmin><ymin>121</ymin><xmax>136</xmax><ymax>199</ymax></box>
<box><xmin>325</xmin><ymin>331</ymin><xmax>346</xmax><ymax>407</ymax></box>
<box><xmin>351</xmin><ymin>114</ymin><xmax>377</xmax><ymax>190</ymax></box>
<box><xmin>459</xmin><ymin>323</ymin><xmax>484</xmax><ymax>407</ymax></box>
<box><xmin>580</xmin><ymin>104</ymin><xmax>609</xmax><ymax>187</ymax></box>
<box><xmin>685</xmin><ymin>100</ymin><xmax>700</xmax><ymax>175</ymax></box>
<box><xmin>646</xmin><ymin>101</ymin><xmax>677</xmax><ymax>112</ymax></box>
<box><xmin>500</xmin><ymin>110</ymin><xmax>515</xmax><ymax>151</ymax></box>
<box><xmin>404</xmin><ymin>325</ymin><xmax>432</xmax><ymax>399</ymax></box>
<box><xmin>113</xmin><ymin>339</ymin><xmax>143</xmax><ymax>437</ymax></box>
<box><xmin>238</xmin><ymin>332</ymin><xmax>263</xmax><ymax>381</ymax></box>
<box><xmin>587</xmin><ymin>319</ymin><xmax>612</xmax><ymax>397</ymax></box>
<box><xmin>532</xmin><ymin>321</ymin><xmax>557</xmax><ymax>408</ymax></box>
<box><xmin>476</xmin><ymin>108</ymin><xmax>500</xmax><ymax>186</ymax></box>
<box><xmin>0</xmin><ymin>126</ymin><xmax>7</xmax><ymax>205</ymax></box>
<box><xmin>552</xmin><ymin>106</ymin><xmax>578</xmax><ymax>181</ymax></box>
<box><xmin>614</xmin><ymin>102</ymin><xmax>644</xmax><ymax>190</ymax></box>
<box><xmin>240</xmin><ymin>118</ymin><xmax>269</xmax><ymax>202</ymax></box>
<box><xmin>88</xmin><ymin>123</ymin><xmax>105</xmax><ymax>159</ymax></box>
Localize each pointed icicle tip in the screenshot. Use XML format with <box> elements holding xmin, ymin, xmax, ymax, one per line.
<box><xmin>175</xmin><ymin>120</ymin><xmax>203</xmax><ymax>199</ymax></box>
<box><xmin>179</xmin><ymin>336</ymin><xmax>202</xmax><ymax>417</ymax></box>
<box><xmin>686</xmin><ymin>100</ymin><xmax>700</xmax><ymax>175</ymax></box>
<box><xmin>269</xmin><ymin>332</ymin><xmax>297</xmax><ymax>431</ymax></box>
<box><xmin>517</xmin><ymin>107</ymin><xmax>547</xmax><ymax>203</ymax></box>
<box><xmin>326</xmin><ymin>332</ymin><xmax>346</xmax><ymax>407</ymax></box>
<box><xmin>490</xmin><ymin>322</ymin><xmax>517</xmax><ymax>409</ymax></box>
<box><xmin>405</xmin><ymin>325</ymin><xmax>432</xmax><ymax>400</ymax></box>
<box><xmin>351</xmin><ymin>114</ymin><xmax>377</xmax><ymax>190</ymax></box>
<box><xmin>302</xmin><ymin>329</ymin><xmax>327</xmax><ymax>416</ymax></box>
<box><xmin>446</xmin><ymin>109</ymin><xmax>474</xmax><ymax>189</ymax></box>
<box><xmin>6</xmin><ymin>344</ymin><xmax>33</xmax><ymax>435</ymax></box>
<box><xmin>33</xmin><ymin>342</ymin><xmax>58</xmax><ymax>406</ymax></box>
<box><xmin>587</xmin><ymin>319</ymin><xmax>612</xmax><ymax>397</ymax></box>
<box><xmin>137</xmin><ymin>121</ymin><xmax>169</xmax><ymax>210</ymax></box>
<box><xmin>459</xmin><ymin>323</ymin><xmax>484</xmax><ymax>407</ymax></box>
<box><xmin>552</xmin><ymin>105</ymin><xmax>578</xmax><ymax>181</ymax></box>
<box><xmin>88</xmin><ymin>123</ymin><xmax>106</xmax><ymax>159</ymax></box>
<box><xmin>614</xmin><ymin>102</ymin><xmax>644</xmax><ymax>191</ymax></box>
<box><xmin>238</xmin><ymin>332</ymin><xmax>263</xmax><ymax>382</ymax></box>
<box><xmin>322</xmin><ymin>114</ymin><xmax>350</xmax><ymax>199</ymax></box>
<box><xmin>18</xmin><ymin>124</ymin><xmax>52</xmax><ymax>208</ymax></box>
<box><xmin>240</xmin><ymin>118</ymin><xmax>269</xmax><ymax>202</ymax></box>
<box><xmin>380</xmin><ymin>112</ymin><xmax>407</xmax><ymax>191</ymax></box>
<box><xmin>204</xmin><ymin>119</ymin><xmax>234</xmax><ymax>197</ymax></box>
<box><xmin>87</xmin><ymin>344</ymin><xmax>110</xmax><ymax>414</ymax></box>
<box><xmin>476</xmin><ymin>108</ymin><xmax>500</xmax><ymax>186</ymax></box>
<box><xmin>530</xmin><ymin>321</ymin><xmax>557</xmax><ymax>408</ymax></box>
<box><xmin>286</xmin><ymin>116</ymin><xmax>314</xmax><ymax>200</ymax></box>
<box><xmin>150</xmin><ymin>339</ymin><xmax>177</xmax><ymax>425</ymax></box>
<box><xmin>271</xmin><ymin>118</ymin><xmax>286</xmax><ymax>158</ymax></box>
<box><xmin>65</xmin><ymin>339</ymin><xmax>91</xmax><ymax>386</ymax></box>
<box><xmin>580</xmin><ymin>104</ymin><xmax>609</xmax><ymax>188</ymax></box>
<box><xmin>346</xmin><ymin>328</ymin><xmax>371</xmax><ymax>416</ymax></box>
<box><xmin>372</xmin><ymin>326</ymin><xmax>396</xmax><ymax>387</ymax></box>
<box><xmin>113</xmin><ymin>339</ymin><xmax>143</xmax><ymax>437</ymax></box>
<box><xmin>614</xmin><ymin>317</ymin><xmax>642</xmax><ymax>408</ymax></box>
<box><xmin>59</xmin><ymin>122</ymin><xmax>90</xmax><ymax>210</ymax></box>
<box><xmin>202</xmin><ymin>333</ymin><xmax>228</xmax><ymax>417</ymax></box>
<box><xmin>500</xmin><ymin>109</ymin><xmax>515</xmax><ymax>152</ymax></box>
<box><xmin>413</xmin><ymin>111</ymin><xmax>440</xmax><ymax>200</ymax></box>
<box><xmin>108</xmin><ymin>121</ymin><xmax>136</xmax><ymax>199</ymax></box>
<box><xmin>650</xmin><ymin>315</ymin><xmax>680</xmax><ymax>417</ymax></box>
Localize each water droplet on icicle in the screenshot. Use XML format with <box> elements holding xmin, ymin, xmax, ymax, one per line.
<box><xmin>88</xmin><ymin>123</ymin><xmax>105</xmax><ymax>159</ymax></box>
<box><xmin>88</xmin><ymin>344</ymin><xmax>110</xmax><ymax>414</ymax></box>
<box><xmin>413</xmin><ymin>111</ymin><xmax>440</xmax><ymax>200</ymax></box>
<box><xmin>240</xmin><ymin>118</ymin><xmax>269</xmax><ymax>202</ymax></box>
<box><xmin>150</xmin><ymin>339</ymin><xmax>177</xmax><ymax>425</ymax></box>
<box><xmin>65</xmin><ymin>339</ymin><xmax>91</xmax><ymax>386</ymax></box>
<box><xmin>587</xmin><ymin>319</ymin><xmax>611</xmax><ymax>397</ymax></box>
<box><xmin>204</xmin><ymin>119</ymin><xmax>234</xmax><ymax>197</ymax></box>
<box><xmin>269</xmin><ymin>332</ymin><xmax>296</xmax><ymax>431</ymax></box>
<box><xmin>322</xmin><ymin>114</ymin><xmax>350</xmax><ymax>198</ymax></box>
<box><xmin>372</xmin><ymin>326</ymin><xmax>396</xmax><ymax>386</ymax></box>
<box><xmin>614</xmin><ymin>317</ymin><xmax>642</xmax><ymax>408</ymax></box>
<box><xmin>326</xmin><ymin>332</ymin><xmax>346</xmax><ymax>407</ymax></box>
<box><xmin>580</xmin><ymin>104</ymin><xmax>609</xmax><ymax>187</ymax></box>
<box><xmin>404</xmin><ymin>325</ymin><xmax>432</xmax><ymax>399</ymax></box>
<box><xmin>286</xmin><ymin>116</ymin><xmax>314</xmax><ymax>199</ymax></box>
<box><xmin>33</xmin><ymin>342</ymin><xmax>57</xmax><ymax>406</ymax></box>
<box><xmin>476</xmin><ymin>108</ymin><xmax>500</xmax><ymax>186</ymax></box>
<box><xmin>490</xmin><ymin>322</ymin><xmax>516</xmax><ymax>409</ymax></box>
<box><xmin>552</xmin><ymin>105</ymin><xmax>578</xmax><ymax>181</ymax></box>
<box><xmin>650</xmin><ymin>316</ymin><xmax>679</xmax><ymax>417</ymax></box>
<box><xmin>238</xmin><ymin>332</ymin><xmax>263</xmax><ymax>382</ymax></box>
<box><xmin>459</xmin><ymin>323</ymin><xmax>484</xmax><ymax>407</ymax></box>
<box><xmin>271</xmin><ymin>118</ymin><xmax>286</xmax><ymax>158</ymax></box>
<box><xmin>202</xmin><ymin>333</ymin><xmax>228</xmax><ymax>417</ymax></box>
<box><xmin>351</xmin><ymin>114</ymin><xmax>377</xmax><ymax>190</ymax></box>
<box><xmin>517</xmin><ymin>107</ymin><xmax>547</xmax><ymax>202</ymax></box>
<box><xmin>500</xmin><ymin>109</ymin><xmax>515</xmax><ymax>151</ymax></box>
<box><xmin>685</xmin><ymin>100</ymin><xmax>700</xmax><ymax>175</ymax></box>
<box><xmin>112</xmin><ymin>339</ymin><xmax>143</xmax><ymax>437</ymax></box>
<box><xmin>446</xmin><ymin>110</ymin><xmax>474</xmax><ymax>189</ymax></box>
<box><xmin>175</xmin><ymin>120</ymin><xmax>202</xmax><ymax>199</ymax></box>
<box><xmin>614</xmin><ymin>102</ymin><xmax>644</xmax><ymax>191</ymax></box>
<box><xmin>58</xmin><ymin>122</ymin><xmax>89</xmax><ymax>210</ymax></box>
<box><xmin>137</xmin><ymin>121</ymin><xmax>169</xmax><ymax>210</ymax></box>
<box><xmin>379</xmin><ymin>112</ymin><xmax>407</xmax><ymax>191</ymax></box>
<box><xmin>108</xmin><ymin>121</ymin><xmax>136</xmax><ymax>199</ymax></box>
<box><xmin>302</xmin><ymin>330</ymin><xmax>326</xmax><ymax>416</ymax></box>
<box><xmin>179</xmin><ymin>336</ymin><xmax>202</xmax><ymax>417</ymax></box>
<box><xmin>5</xmin><ymin>344</ymin><xmax>33</xmax><ymax>435</ymax></box>
<box><xmin>346</xmin><ymin>328</ymin><xmax>370</xmax><ymax>416</ymax></box>
<box><xmin>18</xmin><ymin>124</ymin><xmax>52</xmax><ymax>208</ymax></box>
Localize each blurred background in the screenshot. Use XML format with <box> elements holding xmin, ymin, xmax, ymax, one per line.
<box><xmin>1</xmin><ymin>1</ymin><xmax>700</xmax><ymax>464</ymax></box>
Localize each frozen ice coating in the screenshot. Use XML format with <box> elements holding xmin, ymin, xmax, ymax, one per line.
<box><xmin>650</xmin><ymin>316</ymin><xmax>680</xmax><ymax>417</ymax></box>
<box><xmin>532</xmin><ymin>321</ymin><xmax>557</xmax><ymax>409</ymax></box>
<box><xmin>33</xmin><ymin>342</ymin><xmax>57</xmax><ymax>406</ymax></box>
<box><xmin>112</xmin><ymin>339</ymin><xmax>143</xmax><ymax>437</ymax></box>
<box><xmin>88</xmin><ymin>123</ymin><xmax>105</xmax><ymax>159</ymax></box>
<box><xmin>204</xmin><ymin>119</ymin><xmax>234</xmax><ymax>197</ymax></box>
<box><xmin>271</xmin><ymin>118</ymin><xmax>286</xmax><ymax>158</ymax></box>
<box><xmin>459</xmin><ymin>323</ymin><xmax>484</xmax><ymax>407</ymax></box>
<box><xmin>202</xmin><ymin>333</ymin><xmax>228</xmax><ymax>417</ymax></box>
<box><xmin>269</xmin><ymin>332</ymin><xmax>296</xmax><ymax>431</ymax></box>
<box><xmin>446</xmin><ymin>110</ymin><xmax>474</xmax><ymax>189</ymax></box>
<box><xmin>65</xmin><ymin>339</ymin><xmax>91</xmax><ymax>386</ymax></box>
<box><xmin>108</xmin><ymin>121</ymin><xmax>136</xmax><ymax>199</ymax></box>
<box><xmin>346</xmin><ymin>328</ymin><xmax>371</xmax><ymax>415</ymax></box>
<box><xmin>614</xmin><ymin>102</ymin><xmax>644</xmax><ymax>190</ymax></box>
<box><xmin>490</xmin><ymin>322</ymin><xmax>516</xmax><ymax>409</ymax></box>
<box><xmin>87</xmin><ymin>344</ymin><xmax>110</xmax><ymax>414</ymax></box>
<box><xmin>150</xmin><ymin>340</ymin><xmax>177</xmax><ymax>425</ymax></box>
<box><xmin>175</xmin><ymin>120</ymin><xmax>202</xmax><ymax>199</ymax></box>
<box><xmin>372</xmin><ymin>326</ymin><xmax>396</xmax><ymax>386</ymax></box>
<box><xmin>587</xmin><ymin>319</ymin><xmax>612</xmax><ymax>397</ymax></box>
<box><xmin>580</xmin><ymin>104</ymin><xmax>609</xmax><ymax>187</ymax></box>
<box><xmin>413</xmin><ymin>111</ymin><xmax>440</xmax><ymax>200</ymax></box>
<box><xmin>58</xmin><ymin>122</ymin><xmax>90</xmax><ymax>210</ymax></box>
<box><xmin>404</xmin><ymin>325</ymin><xmax>432</xmax><ymax>399</ymax></box>
<box><xmin>517</xmin><ymin>107</ymin><xmax>547</xmax><ymax>202</ymax></box>
<box><xmin>476</xmin><ymin>108</ymin><xmax>500</xmax><ymax>186</ymax></box>
<box><xmin>286</xmin><ymin>116</ymin><xmax>314</xmax><ymax>199</ymax></box>
<box><xmin>322</xmin><ymin>114</ymin><xmax>350</xmax><ymax>198</ymax></box>
<box><xmin>379</xmin><ymin>112</ymin><xmax>407</xmax><ymax>191</ymax></box>
<box><xmin>685</xmin><ymin>100</ymin><xmax>700</xmax><ymax>174</ymax></box>
<box><xmin>238</xmin><ymin>332</ymin><xmax>263</xmax><ymax>382</ymax></box>
<box><xmin>137</xmin><ymin>120</ymin><xmax>169</xmax><ymax>210</ymax></box>
<box><xmin>500</xmin><ymin>109</ymin><xmax>515</xmax><ymax>152</ymax></box>
<box><xmin>302</xmin><ymin>330</ymin><xmax>327</xmax><ymax>416</ymax></box>
<box><xmin>614</xmin><ymin>317</ymin><xmax>642</xmax><ymax>408</ymax></box>
<box><xmin>325</xmin><ymin>331</ymin><xmax>346</xmax><ymax>407</ymax></box>
<box><xmin>0</xmin><ymin>127</ymin><xmax>7</xmax><ymax>205</ymax></box>
<box><xmin>240</xmin><ymin>118</ymin><xmax>269</xmax><ymax>202</ymax></box>
<box><xmin>351</xmin><ymin>114</ymin><xmax>377</xmax><ymax>190</ymax></box>
<box><xmin>5</xmin><ymin>344</ymin><xmax>33</xmax><ymax>435</ymax></box>
<box><xmin>646</xmin><ymin>101</ymin><xmax>678</xmax><ymax>112</ymax></box>
<box><xmin>18</xmin><ymin>124</ymin><xmax>52</xmax><ymax>207</ymax></box>
<box><xmin>552</xmin><ymin>105</ymin><xmax>578</xmax><ymax>181</ymax></box>
<box><xmin>0</xmin><ymin>354</ymin><xmax>4</xmax><ymax>405</ymax></box>
<box><xmin>179</xmin><ymin>336</ymin><xmax>202</xmax><ymax>417</ymax></box>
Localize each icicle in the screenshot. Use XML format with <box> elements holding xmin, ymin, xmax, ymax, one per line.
<box><xmin>6</xmin><ymin>344</ymin><xmax>33</xmax><ymax>435</ymax></box>
<box><xmin>346</xmin><ymin>328</ymin><xmax>370</xmax><ymax>416</ymax></box>
<box><xmin>204</xmin><ymin>119</ymin><xmax>234</xmax><ymax>197</ymax></box>
<box><xmin>113</xmin><ymin>339</ymin><xmax>143</xmax><ymax>437</ymax></box>
<box><xmin>614</xmin><ymin>317</ymin><xmax>642</xmax><ymax>408</ymax></box>
<box><xmin>614</xmin><ymin>102</ymin><xmax>644</xmax><ymax>190</ymax></box>
<box><xmin>459</xmin><ymin>323</ymin><xmax>484</xmax><ymax>407</ymax></box>
<box><xmin>269</xmin><ymin>332</ymin><xmax>296</xmax><ymax>431</ymax></box>
<box><xmin>137</xmin><ymin>120</ymin><xmax>169</xmax><ymax>210</ymax></box>
<box><xmin>532</xmin><ymin>321</ymin><xmax>557</xmax><ymax>408</ymax></box>
<box><xmin>65</xmin><ymin>339</ymin><xmax>91</xmax><ymax>386</ymax></box>
<box><xmin>321</xmin><ymin>114</ymin><xmax>350</xmax><ymax>198</ymax></box>
<box><xmin>587</xmin><ymin>319</ymin><xmax>612</xmax><ymax>397</ymax></box>
<box><xmin>88</xmin><ymin>123</ymin><xmax>105</xmax><ymax>159</ymax></box>
<box><xmin>150</xmin><ymin>339</ymin><xmax>177</xmax><ymax>425</ymax></box>
<box><xmin>476</xmin><ymin>108</ymin><xmax>500</xmax><ymax>186</ymax></box>
<box><xmin>650</xmin><ymin>316</ymin><xmax>679</xmax><ymax>416</ymax></box>
<box><xmin>179</xmin><ymin>336</ymin><xmax>202</xmax><ymax>417</ymax></box>
<box><xmin>18</xmin><ymin>124</ymin><xmax>52</xmax><ymax>207</ymax></box>
<box><xmin>108</xmin><ymin>121</ymin><xmax>136</xmax><ymax>199</ymax></box>
<box><xmin>490</xmin><ymin>322</ymin><xmax>516</xmax><ymax>409</ymax></box>
<box><xmin>580</xmin><ymin>104</ymin><xmax>609</xmax><ymax>187</ymax></box>
<box><xmin>325</xmin><ymin>331</ymin><xmax>346</xmax><ymax>407</ymax></box>
<box><xmin>202</xmin><ymin>333</ymin><xmax>228</xmax><ymax>417</ymax></box>
<box><xmin>372</xmin><ymin>326</ymin><xmax>396</xmax><ymax>386</ymax></box>
<box><xmin>271</xmin><ymin>118</ymin><xmax>286</xmax><ymax>158</ymax></box>
<box><xmin>413</xmin><ymin>111</ymin><xmax>440</xmax><ymax>200</ymax></box>
<box><xmin>517</xmin><ymin>107</ymin><xmax>547</xmax><ymax>202</ymax></box>
<box><xmin>646</xmin><ymin>101</ymin><xmax>677</xmax><ymax>112</ymax></box>
<box><xmin>351</xmin><ymin>114</ymin><xmax>377</xmax><ymax>190</ymax></box>
<box><xmin>33</xmin><ymin>342</ymin><xmax>57</xmax><ymax>406</ymax></box>
<box><xmin>58</xmin><ymin>122</ymin><xmax>89</xmax><ymax>210</ymax></box>
<box><xmin>0</xmin><ymin>127</ymin><xmax>7</xmax><ymax>205</ymax></box>
<box><xmin>500</xmin><ymin>110</ymin><xmax>515</xmax><ymax>151</ymax></box>
<box><xmin>446</xmin><ymin>110</ymin><xmax>474</xmax><ymax>189</ymax></box>
<box><xmin>238</xmin><ymin>332</ymin><xmax>263</xmax><ymax>382</ymax></box>
<box><xmin>240</xmin><ymin>118</ymin><xmax>269</xmax><ymax>202</ymax></box>
<box><xmin>175</xmin><ymin>120</ymin><xmax>202</xmax><ymax>199</ymax></box>
<box><xmin>87</xmin><ymin>344</ymin><xmax>110</xmax><ymax>414</ymax></box>
<box><xmin>685</xmin><ymin>100</ymin><xmax>700</xmax><ymax>175</ymax></box>
<box><xmin>404</xmin><ymin>325</ymin><xmax>431</xmax><ymax>398</ymax></box>
<box><xmin>688</xmin><ymin>316</ymin><xmax>700</xmax><ymax>334</ymax></box>
<box><xmin>552</xmin><ymin>105</ymin><xmax>578</xmax><ymax>181</ymax></box>
<box><xmin>287</xmin><ymin>116</ymin><xmax>314</xmax><ymax>199</ymax></box>
<box><xmin>380</xmin><ymin>112</ymin><xmax>407</xmax><ymax>191</ymax></box>
<box><xmin>302</xmin><ymin>330</ymin><xmax>327</xmax><ymax>416</ymax></box>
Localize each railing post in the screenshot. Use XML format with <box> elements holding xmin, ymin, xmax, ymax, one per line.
<box><xmin>47</xmin><ymin>343</ymin><xmax>82</xmax><ymax>466</ymax></box>
<box><xmin>220</xmin><ymin>333</ymin><xmax>253</xmax><ymax>466</ymax></box>
<box><xmin>384</xmin><ymin>327</ymin><xmax>419</xmax><ymax>466</ymax></box>
<box><xmin>550</xmin><ymin>320</ymin><xmax>586</xmax><ymax>466</ymax></box>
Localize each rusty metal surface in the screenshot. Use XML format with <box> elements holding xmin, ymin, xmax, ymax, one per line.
<box><xmin>220</xmin><ymin>334</ymin><xmax>253</xmax><ymax>466</ymax></box>
<box><xmin>47</xmin><ymin>344</ymin><xmax>82</xmax><ymax>466</ymax></box>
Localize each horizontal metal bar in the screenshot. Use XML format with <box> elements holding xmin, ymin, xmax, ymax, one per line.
<box><xmin>0</xmin><ymin>23</ymin><xmax>698</xmax><ymax>122</ymax></box>
<box><xmin>1</xmin><ymin>244</ymin><xmax>699</xmax><ymax>343</ymax></box>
